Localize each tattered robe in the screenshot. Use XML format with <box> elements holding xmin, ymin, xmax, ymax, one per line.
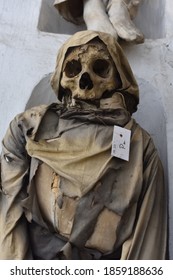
<box><xmin>0</xmin><ymin>30</ymin><xmax>167</xmax><ymax>259</ymax></box>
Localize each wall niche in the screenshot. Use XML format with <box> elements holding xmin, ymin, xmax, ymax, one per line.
<box><xmin>38</xmin><ymin>0</ymin><xmax>166</xmax><ymax>39</ymax></box>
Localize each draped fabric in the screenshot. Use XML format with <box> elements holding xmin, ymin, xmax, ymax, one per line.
<box><xmin>0</xmin><ymin>30</ymin><xmax>167</xmax><ymax>259</ymax></box>
<box><xmin>0</xmin><ymin>102</ymin><xmax>167</xmax><ymax>259</ymax></box>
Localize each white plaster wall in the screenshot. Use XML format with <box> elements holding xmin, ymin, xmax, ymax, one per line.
<box><xmin>135</xmin><ymin>0</ymin><xmax>166</xmax><ymax>39</ymax></box>
<box><xmin>0</xmin><ymin>0</ymin><xmax>173</xmax><ymax>258</ymax></box>
<box><xmin>0</xmin><ymin>0</ymin><xmax>69</xmax><ymax>143</ymax></box>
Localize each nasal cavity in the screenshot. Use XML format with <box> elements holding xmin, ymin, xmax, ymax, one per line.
<box><xmin>79</xmin><ymin>72</ymin><xmax>93</xmax><ymax>90</ymax></box>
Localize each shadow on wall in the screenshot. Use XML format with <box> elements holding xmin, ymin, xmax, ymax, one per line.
<box><xmin>133</xmin><ymin>77</ymin><xmax>167</xmax><ymax>177</ymax></box>
<box><xmin>134</xmin><ymin>0</ymin><xmax>166</xmax><ymax>39</ymax></box>
<box><xmin>25</xmin><ymin>74</ymin><xmax>57</xmax><ymax>109</ymax></box>
<box><xmin>26</xmin><ymin>74</ymin><xmax>167</xmax><ymax>181</ymax></box>
<box><xmin>38</xmin><ymin>0</ymin><xmax>86</xmax><ymax>35</ymax></box>
<box><xmin>38</xmin><ymin>0</ymin><xmax>166</xmax><ymax>39</ymax></box>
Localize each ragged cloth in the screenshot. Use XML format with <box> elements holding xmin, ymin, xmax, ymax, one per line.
<box><xmin>0</xmin><ymin>102</ymin><xmax>167</xmax><ymax>259</ymax></box>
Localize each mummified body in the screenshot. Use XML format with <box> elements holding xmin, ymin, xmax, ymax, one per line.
<box><xmin>0</xmin><ymin>31</ymin><xmax>167</xmax><ymax>259</ymax></box>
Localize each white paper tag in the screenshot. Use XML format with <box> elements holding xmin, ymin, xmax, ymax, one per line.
<box><xmin>111</xmin><ymin>125</ymin><xmax>131</xmax><ymax>161</ymax></box>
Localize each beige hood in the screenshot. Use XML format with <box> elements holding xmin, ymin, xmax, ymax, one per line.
<box><xmin>51</xmin><ymin>30</ymin><xmax>139</xmax><ymax>113</ymax></box>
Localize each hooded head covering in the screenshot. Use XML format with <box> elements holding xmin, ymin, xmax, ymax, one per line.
<box><xmin>51</xmin><ymin>30</ymin><xmax>139</xmax><ymax>113</ymax></box>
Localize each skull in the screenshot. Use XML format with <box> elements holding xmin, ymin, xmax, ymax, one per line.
<box><xmin>60</xmin><ymin>40</ymin><xmax>121</xmax><ymax>104</ymax></box>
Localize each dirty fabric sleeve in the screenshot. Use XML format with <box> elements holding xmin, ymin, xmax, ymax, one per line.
<box><xmin>0</xmin><ymin>104</ymin><xmax>167</xmax><ymax>260</ymax></box>
<box><xmin>0</xmin><ymin>106</ymin><xmax>47</xmax><ymax>259</ymax></box>
<box><xmin>0</xmin><ymin>114</ymin><xmax>31</xmax><ymax>259</ymax></box>
<box><xmin>121</xmin><ymin>142</ymin><xmax>167</xmax><ymax>259</ymax></box>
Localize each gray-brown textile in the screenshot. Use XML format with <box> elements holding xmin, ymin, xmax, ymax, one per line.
<box><xmin>0</xmin><ymin>103</ymin><xmax>167</xmax><ymax>259</ymax></box>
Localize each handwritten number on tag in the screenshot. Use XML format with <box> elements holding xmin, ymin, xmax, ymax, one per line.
<box><xmin>111</xmin><ymin>126</ymin><xmax>131</xmax><ymax>161</ymax></box>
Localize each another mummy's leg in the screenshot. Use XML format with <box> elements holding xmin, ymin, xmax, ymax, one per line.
<box><xmin>83</xmin><ymin>0</ymin><xmax>118</xmax><ymax>39</ymax></box>
<box><xmin>107</xmin><ymin>0</ymin><xmax>144</xmax><ymax>43</ymax></box>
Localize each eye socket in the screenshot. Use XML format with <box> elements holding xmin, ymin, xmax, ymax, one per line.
<box><xmin>64</xmin><ymin>59</ymin><xmax>82</xmax><ymax>78</ymax></box>
<box><xmin>93</xmin><ymin>59</ymin><xmax>110</xmax><ymax>78</ymax></box>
